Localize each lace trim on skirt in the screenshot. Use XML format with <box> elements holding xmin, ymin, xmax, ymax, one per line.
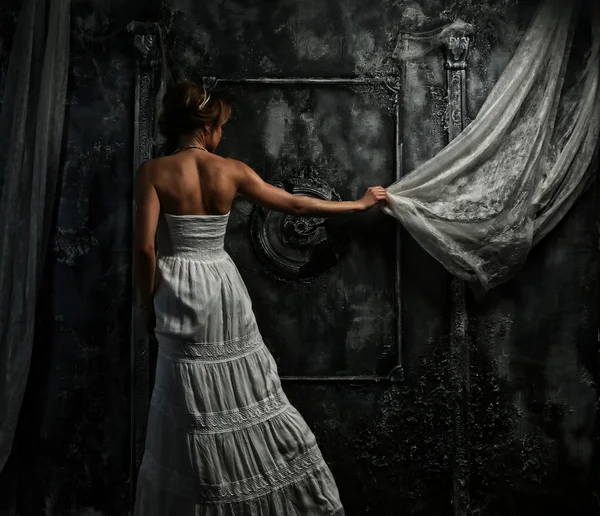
<box><xmin>151</xmin><ymin>387</ymin><xmax>291</xmax><ymax>434</ymax></box>
<box><xmin>139</xmin><ymin>445</ymin><xmax>330</xmax><ymax>504</ymax></box>
<box><xmin>157</xmin><ymin>330</ymin><xmax>264</xmax><ymax>363</ymax></box>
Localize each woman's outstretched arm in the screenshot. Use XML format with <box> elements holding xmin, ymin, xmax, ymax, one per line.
<box><xmin>233</xmin><ymin>160</ymin><xmax>389</xmax><ymax>216</ymax></box>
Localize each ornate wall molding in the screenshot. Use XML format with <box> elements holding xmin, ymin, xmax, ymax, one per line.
<box><xmin>443</xmin><ymin>26</ymin><xmax>472</xmax><ymax>516</ymax></box>
<box><xmin>128</xmin><ymin>20</ymin><xmax>163</xmax><ymax>511</ymax></box>
<box><xmin>201</xmin><ymin>74</ymin><xmax>404</xmax><ymax>383</ymax></box>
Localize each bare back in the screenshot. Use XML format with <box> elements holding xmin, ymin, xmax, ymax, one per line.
<box><xmin>147</xmin><ymin>150</ymin><xmax>238</xmax><ymax>216</ymax></box>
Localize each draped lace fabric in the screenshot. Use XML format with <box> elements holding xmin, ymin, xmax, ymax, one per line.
<box><xmin>133</xmin><ymin>213</ymin><xmax>344</xmax><ymax>516</ymax></box>
<box><xmin>384</xmin><ymin>0</ymin><xmax>600</xmax><ymax>290</ymax></box>
<box><xmin>0</xmin><ymin>0</ymin><xmax>70</xmax><ymax>473</ymax></box>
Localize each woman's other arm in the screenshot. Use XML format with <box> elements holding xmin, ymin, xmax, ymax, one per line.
<box><xmin>134</xmin><ymin>161</ymin><xmax>160</xmax><ymax>336</ymax></box>
<box><xmin>233</xmin><ymin>160</ymin><xmax>389</xmax><ymax>216</ymax></box>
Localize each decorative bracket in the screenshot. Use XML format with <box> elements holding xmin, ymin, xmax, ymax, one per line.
<box><xmin>443</xmin><ymin>27</ymin><xmax>472</xmax><ymax>140</ymax></box>
<box><xmin>129</xmin><ymin>21</ymin><xmax>163</xmax><ymax>163</ymax></box>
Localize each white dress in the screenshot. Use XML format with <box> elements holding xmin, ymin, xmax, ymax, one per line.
<box><xmin>133</xmin><ymin>212</ymin><xmax>344</xmax><ymax>516</ymax></box>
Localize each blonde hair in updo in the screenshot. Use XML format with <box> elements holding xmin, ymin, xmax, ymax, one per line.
<box><xmin>158</xmin><ymin>80</ymin><xmax>232</xmax><ymax>154</ymax></box>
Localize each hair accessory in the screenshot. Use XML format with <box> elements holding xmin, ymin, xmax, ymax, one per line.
<box><xmin>198</xmin><ymin>88</ymin><xmax>211</xmax><ymax>111</ymax></box>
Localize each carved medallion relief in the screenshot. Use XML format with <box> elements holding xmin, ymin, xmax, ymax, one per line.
<box><xmin>250</xmin><ymin>174</ymin><xmax>341</xmax><ymax>280</ymax></box>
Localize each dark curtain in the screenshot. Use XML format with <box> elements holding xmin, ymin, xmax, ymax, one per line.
<box><xmin>0</xmin><ymin>0</ymin><xmax>71</xmax><ymax>473</ymax></box>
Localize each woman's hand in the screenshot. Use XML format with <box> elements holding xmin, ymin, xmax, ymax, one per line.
<box><xmin>357</xmin><ymin>186</ymin><xmax>390</xmax><ymax>211</ymax></box>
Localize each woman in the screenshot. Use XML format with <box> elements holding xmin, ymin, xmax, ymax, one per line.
<box><xmin>133</xmin><ymin>80</ymin><xmax>389</xmax><ymax>515</ymax></box>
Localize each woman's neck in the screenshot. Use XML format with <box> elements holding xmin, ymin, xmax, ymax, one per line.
<box><xmin>176</xmin><ymin>133</ymin><xmax>207</xmax><ymax>151</ymax></box>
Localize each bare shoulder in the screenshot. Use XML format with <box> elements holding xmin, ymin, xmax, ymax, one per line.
<box><xmin>135</xmin><ymin>159</ymin><xmax>158</xmax><ymax>187</ymax></box>
<box><xmin>199</xmin><ymin>157</ymin><xmax>244</xmax><ymax>184</ymax></box>
<box><xmin>220</xmin><ymin>157</ymin><xmax>245</xmax><ymax>171</ymax></box>
<box><xmin>136</xmin><ymin>154</ymin><xmax>189</xmax><ymax>185</ymax></box>
<box><xmin>136</xmin><ymin>156</ymin><xmax>166</xmax><ymax>180</ymax></box>
<box><xmin>219</xmin><ymin>158</ymin><xmax>255</xmax><ymax>180</ymax></box>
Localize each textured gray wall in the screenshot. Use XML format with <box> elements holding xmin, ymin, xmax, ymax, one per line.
<box><xmin>0</xmin><ymin>0</ymin><xmax>598</xmax><ymax>515</ymax></box>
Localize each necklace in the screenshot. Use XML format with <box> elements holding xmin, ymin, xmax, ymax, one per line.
<box><xmin>172</xmin><ymin>144</ymin><xmax>208</xmax><ymax>155</ymax></box>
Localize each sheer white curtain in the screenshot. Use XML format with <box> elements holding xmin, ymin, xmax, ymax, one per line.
<box><xmin>384</xmin><ymin>0</ymin><xmax>600</xmax><ymax>291</ymax></box>
<box><xmin>0</xmin><ymin>0</ymin><xmax>71</xmax><ymax>473</ymax></box>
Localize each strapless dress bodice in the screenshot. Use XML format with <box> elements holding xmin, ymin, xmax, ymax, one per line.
<box><xmin>156</xmin><ymin>212</ymin><xmax>230</xmax><ymax>261</ymax></box>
